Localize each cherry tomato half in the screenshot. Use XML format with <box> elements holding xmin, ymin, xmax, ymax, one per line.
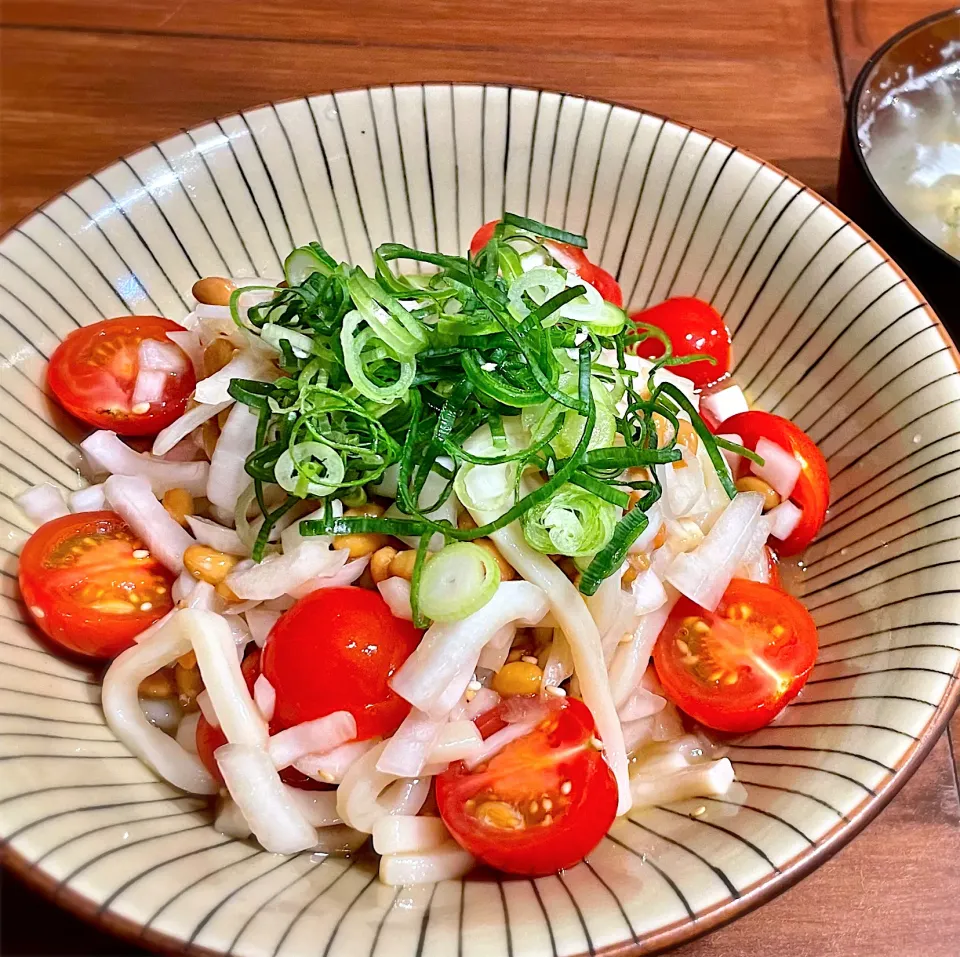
<box><xmin>48</xmin><ymin>316</ymin><xmax>195</xmax><ymax>436</ymax></box>
<box><xmin>18</xmin><ymin>510</ymin><xmax>175</xmax><ymax>658</ymax></box>
<box><xmin>630</xmin><ymin>297</ymin><xmax>731</xmax><ymax>389</ymax></box>
<box><xmin>436</xmin><ymin>697</ymin><xmax>618</xmax><ymax>876</ymax></box>
<box><xmin>719</xmin><ymin>410</ymin><xmax>830</xmax><ymax>555</ymax></box>
<box><xmin>195</xmin><ymin>648</ymin><xmax>324</xmax><ymax>790</ymax></box>
<box><xmin>654</xmin><ymin>579</ymin><xmax>818</xmax><ymax>733</ymax></box>
<box><xmin>260</xmin><ymin>586</ymin><xmax>421</xmax><ymax>740</ymax></box>
<box><xmin>468</xmin><ymin>221</ymin><xmax>624</xmax><ymax>307</ymax></box>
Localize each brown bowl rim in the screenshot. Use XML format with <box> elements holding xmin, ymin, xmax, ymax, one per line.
<box><xmin>1</xmin><ymin>81</ymin><xmax>959</xmax><ymax>957</ymax></box>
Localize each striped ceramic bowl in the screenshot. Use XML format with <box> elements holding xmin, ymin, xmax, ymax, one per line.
<box><xmin>1</xmin><ymin>84</ymin><xmax>958</xmax><ymax>957</ymax></box>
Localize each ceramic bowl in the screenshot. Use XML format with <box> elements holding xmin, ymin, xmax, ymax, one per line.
<box><xmin>838</xmin><ymin>7</ymin><xmax>960</xmax><ymax>334</ymax></box>
<box><xmin>1</xmin><ymin>84</ymin><xmax>959</xmax><ymax>957</ymax></box>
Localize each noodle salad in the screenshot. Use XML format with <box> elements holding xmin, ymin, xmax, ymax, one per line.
<box><xmin>16</xmin><ymin>214</ymin><xmax>829</xmax><ymax>885</ymax></box>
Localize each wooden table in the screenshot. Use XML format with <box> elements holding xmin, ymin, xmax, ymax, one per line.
<box><xmin>1</xmin><ymin>1</ymin><xmax>959</xmax><ymax>954</ymax></box>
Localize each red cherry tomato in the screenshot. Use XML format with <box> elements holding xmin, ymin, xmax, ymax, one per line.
<box><xmin>468</xmin><ymin>221</ymin><xmax>623</xmax><ymax>306</ymax></box>
<box><xmin>719</xmin><ymin>411</ymin><xmax>830</xmax><ymax>555</ymax></box>
<box><xmin>194</xmin><ymin>648</ymin><xmax>326</xmax><ymax>790</ymax></box>
<box><xmin>630</xmin><ymin>297</ymin><xmax>731</xmax><ymax>389</ymax></box>
<box><xmin>260</xmin><ymin>586</ymin><xmax>421</xmax><ymax>740</ymax></box>
<box><xmin>17</xmin><ymin>511</ymin><xmax>175</xmax><ymax>658</ymax></box>
<box><xmin>435</xmin><ymin>697</ymin><xmax>617</xmax><ymax>876</ymax></box>
<box><xmin>654</xmin><ymin>578</ymin><xmax>818</xmax><ymax>733</ymax></box>
<box><xmin>765</xmin><ymin>546</ymin><xmax>782</xmax><ymax>590</ymax></box>
<box><xmin>48</xmin><ymin>316</ymin><xmax>195</xmax><ymax>436</ymax></box>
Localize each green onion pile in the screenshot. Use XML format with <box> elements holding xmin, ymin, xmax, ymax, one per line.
<box><xmin>225</xmin><ymin>213</ymin><xmax>740</xmax><ymax>616</ymax></box>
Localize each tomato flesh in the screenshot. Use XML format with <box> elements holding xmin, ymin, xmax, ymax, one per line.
<box><xmin>468</xmin><ymin>221</ymin><xmax>623</xmax><ymax>306</ymax></box>
<box><xmin>653</xmin><ymin>579</ymin><xmax>818</xmax><ymax>733</ymax></box>
<box><xmin>719</xmin><ymin>411</ymin><xmax>829</xmax><ymax>555</ymax></box>
<box><xmin>48</xmin><ymin>316</ymin><xmax>195</xmax><ymax>435</ymax></box>
<box><xmin>260</xmin><ymin>586</ymin><xmax>421</xmax><ymax>740</ymax></box>
<box><xmin>18</xmin><ymin>510</ymin><xmax>175</xmax><ymax>658</ymax></box>
<box><xmin>630</xmin><ymin>297</ymin><xmax>731</xmax><ymax>389</ymax></box>
<box><xmin>436</xmin><ymin>697</ymin><xmax>617</xmax><ymax>876</ymax></box>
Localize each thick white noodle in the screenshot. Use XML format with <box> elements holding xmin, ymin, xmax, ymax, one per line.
<box><xmin>179</xmin><ymin>608</ymin><xmax>268</xmax><ymax>747</ymax></box>
<box><xmin>541</xmin><ymin>630</ymin><xmax>574</xmax><ymax>690</ymax></box>
<box><xmin>390</xmin><ymin>580</ymin><xmax>548</xmax><ymax>717</ymax></box>
<box><xmin>372</xmin><ymin>816</ymin><xmax>450</xmax><ymax>855</ymax></box>
<box><xmin>267</xmin><ymin>711</ymin><xmax>357</xmax><ymax>770</ymax></box>
<box><xmin>608</xmin><ymin>598</ymin><xmax>676</xmax><ymax>708</ymax></box>
<box><xmin>215</xmin><ymin>743</ymin><xmax>318</xmax><ymax>854</ymax></box>
<box><xmin>631</xmin><ymin>758</ymin><xmax>735</xmax><ymax>808</ymax></box>
<box><xmin>665</xmin><ymin>491</ymin><xmax>764</xmax><ymax>611</ymax></box>
<box><xmin>104</xmin><ymin>474</ymin><xmax>193</xmax><ymax>573</ymax></box>
<box><xmin>185</xmin><ymin>516</ymin><xmax>248</xmax><ymax>556</ymax></box>
<box><xmin>176</xmin><ymin>711</ymin><xmax>201</xmax><ymax>754</ymax></box>
<box><xmin>83</xmin><ymin>431</ymin><xmax>209</xmax><ymax>497</ymax></box>
<box><xmin>425</xmin><ymin>721</ymin><xmax>483</xmax><ymax>766</ymax></box>
<box><xmin>377</xmin><ymin>708</ymin><xmax>446</xmax><ymax>778</ymax></box>
<box><xmin>476</xmin><ymin>623</ymin><xmax>515</xmax><ymax>672</ymax></box>
<box><xmin>102</xmin><ymin>615</ymin><xmax>216</xmax><ymax>794</ymax></box>
<box><xmin>16</xmin><ymin>483</ymin><xmax>69</xmax><ymax>524</ymax></box>
<box><xmin>285</xmin><ymin>787</ymin><xmax>341</xmax><ymax>827</ymax></box>
<box><xmin>226</xmin><ymin>542</ymin><xmax>347</xmax><ymax>601</ymax></box>
<box><xmin>207</xmin><ymin>403</ymin><xmax>259</xmax><ymax>512</ymax></box>
<box><xmin>245</xmin><ymin>608</ymin><xmax>281</xmax><ymax>647</ymax></box>
<box><xmin>213</xmin><ymin>796</ymin><xmax>252</xmax><ymax>839</ymax></box>
<box><xmin>194</xmin><ymin>351</ymin><xmax>275</xmax><ymax>404</ymax></box>
<box><xmin>377</xmin><ymin>577</ymin><xmax>413</xmax><ymax>620</ymax></box>
<box><xmin>379</xmin><ymin>843</ymin><xmax>475</xmax><ymax>886</ymax></box>
<box><xmin>337</xmin><ymin>741</ymin><xmax>429</xmax><ymax>834</ymax></box>
<box><xmin>293</xmin><ymin>738</ymin><xmax>378</xmax><ymax>784</ymax></box>
<box><xmin>68</xmin><ymin>483</ymin><xmax>106</xmax><ymax>513</ymax></box>
<box><xmin>482</xmin><ymin>520</ymin><xmax>633</xmax><ymax>815</ymax></box>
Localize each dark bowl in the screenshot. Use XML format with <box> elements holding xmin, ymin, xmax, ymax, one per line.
<box><xmin>838</xmin><ymin>7</ymin><xmax>960</xmax><ymax>329</ymax></box>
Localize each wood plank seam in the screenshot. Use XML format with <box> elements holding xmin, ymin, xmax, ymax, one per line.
<box><xmin>824</xmin><ymin>0</ymin><xmax>850</xmax><ymax>99</ymax></box>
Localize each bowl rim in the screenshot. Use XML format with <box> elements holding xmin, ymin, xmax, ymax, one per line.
<box><xmin>1</xmin><ymin>81</ymin><xmax>959</xmax><ymax>957</ymax></box>
<box><xmin>844</xmin><ymin>5</ymin><xmax>960</xmax><ymax>272</ymax></box>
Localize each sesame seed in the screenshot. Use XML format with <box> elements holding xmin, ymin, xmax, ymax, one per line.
<box><xmin>521</xmin><ymin>655</ymin><xmax>538</xmax><ymax>665</ymax></box>
<box><xmin>132</xmin><ymin>549</ymin><xmax>150</xmax><ymax>559</ymax></box>
<box><xmin>319</xmin><ymin>771</ymin><xmax>335</xmax><ymax>783</ymax></box>
<box><xmin>691</xmin><ymin>805</ymin><xmax>706</xmax><ymax>818</ymax></box>
<box><xmin>544</xmin><ymin>685</ymin><xmax>567</xmax><ymax>698</ymax></box>
<box><xmin>481</xmin><ymin>362</ymin><xmax>497</xmax><ymax>372</ymax></box>
<box><xmin>30</xmin><ymin>605</ymin><xmax>45</xmax><ymax>619</ymax></box>
<box><xmin>140</xmin><ymin>602</ymin><xmax>153</xmax><ymax>612</ymax></box>
<box><xmin>590</xmin><ymin>736</ymin><xmax>604</xmax><ymax>751</ymax></box>
<box><xmin>465</xmin><ymin>689</ymin><xmax>476</xmax><ymax>702</ymax></box>
<box><xmin>560</xmin><ymin>781</ymin><xmax>572</xmax><ymax>795</ymax></box>
<box><xmin>131</xmin><ymin>402</ymin><xmax>151</xmax><ymax>415</ymax></box>
<box><xmin>467</xmin><ymin>679</ymin><xmax>482</xmax><ymax>692</ymax></box>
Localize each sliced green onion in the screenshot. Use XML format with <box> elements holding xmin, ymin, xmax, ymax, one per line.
<box><xmin>341</xmin><ymin>309</ymin><xmax>415</xmax><ymax>402</ymax></box>
<box><xmin>417</xmin><ymin>541</ymin><xmax>501</xmax><ymax>623</ymax></box>
<box><xmin>275</xmin><ymin>442</ymin><xmax>345</xmax><ymax>497</ymax></box>
<box><xmin>284</xmin><ymin>243</ymin><xmax>337</xmax><ymax>285</ymax></box>
<box><xmin>502</xmin><ymin>212</ymin><xmax>588</xmax><ymax>248</ymax></box>
<box><xmin>260</xmin><ymin>323</ymin><xmax>315</xmax><ymax>357</ymax></box>
<box><xmin>521</xmin><ymin>483</ymin><xmax>617</xmax><ymax>557</ymax></box>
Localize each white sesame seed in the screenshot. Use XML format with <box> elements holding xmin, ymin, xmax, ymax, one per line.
<box><xmin>481</xmin><ymin>362</ymin><xmax>497</xmax><ymax>372</ymax></box>
<box><xmin>30</xmin><ymin>605</ymin><xmax>45</xmax><ymax>619</ymax></box>
<box><xmin>467</xmin><ymin>679</ymin><xmax>482</xmax><ymax>692</ymax></box>
<box><xmin>132</xmin><ymin>549</ymin><xmax>150</xmax><ymax>559</ymax></box>
<box><xmin>131</xmin><ymin>402</ymin><xmax>151</xmax><ymax>415</ymax></box>
<box><xmin>319</xmin><ymin>771</ymin><xmax>335</xmax><ymax>783</ymax></box>
<box><xmin>560</xmin><ymin>781</ymin><xmax>572</xmax><ymax>795</ymax></box>
<box><xmin>544</xmin><ymin>685</ymin><xmax>567</xmax><ymax>698</ymax></box>
<box><xmin>691</xmin><ymin>805</ymin><xmax>706</xmax><ymax>817</ymax></box>
<box><xmin>465</xmin><ymin>689</ymin><xmax>476</xmax><ymax>702</ymax></box>
<box><xmin>140</xmin><ymin>602</ymin><xmax>153</xmax><ymax>612</ymax></box>
<box><xmin>521</xmin><ymin>655</ymin><xmax>538</xmax><ymax>665</ymax></box>
<box><xmin>590</xmin><ymin>736</ymin><xmax>604</xmax><ymax>751</ymax></box>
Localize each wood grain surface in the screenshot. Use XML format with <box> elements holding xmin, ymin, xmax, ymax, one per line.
<box><xmin>1</xmin><ymin>1</ymin><xmax>958</xmax><ymax>955</ymax></box>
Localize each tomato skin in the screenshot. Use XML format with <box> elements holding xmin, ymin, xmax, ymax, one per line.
<box><xmin>630</xmin><ymin>297</ymin><xmax>731</xmax><ymax>389</ymax></box>
<box><xmin>436</xmin><ymin>698</ymin><xmax>618</xmax><ymax>876</ymax></box>
<box><xmin>654</xmin><ymin>579</ymin><xmax>818</xmax><ymax>733</ymax></box>
<box><xmin>260</xmin><ymin>586</ymin><xmax>421</xmax><ymax>741</ymax></box>
<box><xmin>468</xmin><ymin>221</ymin><xmax>623</xmax><ymax>306</ymax></box>
<box><xmin>48</xmin><ymin>316</ymin><xmax>195</xmax><ymax>436</ymax></box>
<box><xmin>18</xmin><ymin>510</ymin><xmax>175</xmax><ymax>658</ymax></box>
<box><xmin>718</xmin><ymin>411</ymin><xmax>829</xmax><ymax>555</ymax></box>
<box><xmin>195</xmin><ymin>649</ymin><xmax>327</xmax><ymax>790</ymax></box>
